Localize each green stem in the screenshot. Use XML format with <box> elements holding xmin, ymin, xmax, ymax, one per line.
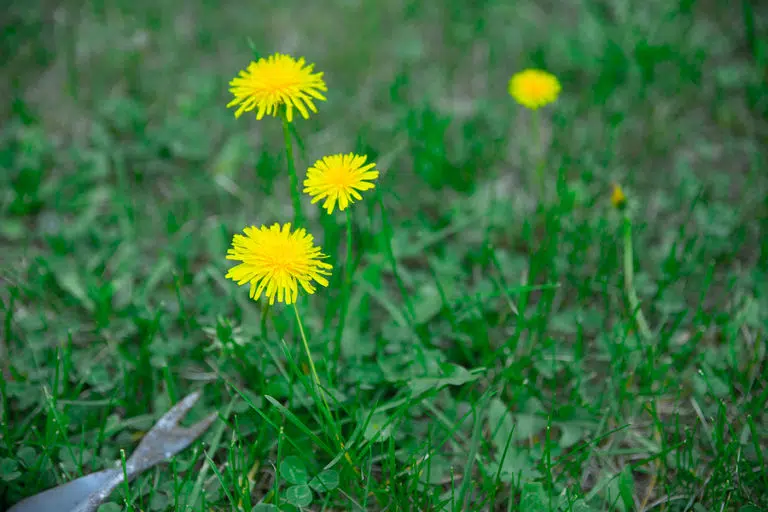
<box><xmin>292</xmin><ymin>303</ymin><xmax>360</xmax><ymax>473</ymax></box>
<box><xmin>260</xmin><ymin>302</ymin><xmax>270</xmax><ymax>340</ymax></box>
<box><xmin>292</xmin><ymin>303</ymin><xmax>332</xmax><ymax>423</ymax></box>
<box><xmin>333</xmin><ymin>209</ymin><xmax>354</xmax><ymax>367</ymax></box>
<box><xmin>281</xmin><ymin>115</ymin><xmax>304</xmax><ymax>227</ymax></box>
<box><xmin>532</xmin><ymin>109</ymin><xmax>547</xmax><ymax>204</ymax></box>
<box><xmin>622</xmin><ymin>212</ymin><xmax>652</xmax><ymax>340</ymax></box>
<box><xmin>119</xmin><ymin>449</ymin><xmax>133</xmax><ymax>510</ymax></box>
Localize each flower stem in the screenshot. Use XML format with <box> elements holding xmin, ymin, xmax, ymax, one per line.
<box><xmin>622</xmin><ymin>212</ymin><xmax>652</xmax><ymax>340</ymax></box>
<box><xmin>281</xmin><ymin>116</ymin><xmax>304</xmax><ymax>227</ymax></box>
<box><xmin>292</xmin><ymin>303</ymin><xmax>360</xmax><ymax>475</ymax></box>
<box><xmin>292</xmin><ymin>303</ymin><xmax>332</xmax><ymax>422</ymax></box>
<box><xmin>333</xmin><ymin>209</ymin><xmax>354</xmax><ymax>367</ymax></box>
<box><xmin>532</xmin><ymin>109</ymin><xmax>547</xmax><ymax>204</ymax></box>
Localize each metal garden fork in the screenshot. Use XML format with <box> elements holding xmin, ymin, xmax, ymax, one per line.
<box><xmin>9</xmin><ymin>390</ymin><xmax>217</xmax><ymax>512</ymax></box>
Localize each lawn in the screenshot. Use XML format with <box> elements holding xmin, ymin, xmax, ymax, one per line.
<box><xmin>1</xmin><ymin>0</ymin><xmax>767</xmax><ymax>510</ymax></box>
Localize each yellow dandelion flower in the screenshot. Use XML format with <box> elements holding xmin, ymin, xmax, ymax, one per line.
<box><xmin>611</xmin><ymin>183</ymin><xmax>627</xmax><ymax>210</ymax></box>
<box><xmin>303</xmin><ymin>153</ymin><xmax>379</xmax><ymax>214</ymax></box>
<box><xmin>225</xmin><ymin>223</ymin><xmax>332</xmax><ymax>305</ymax></box>
<box><xmin>508</xmin><ymin>69</ymin><xmax>561</xmax><ymax>110</ymax></box>
<box><xmin>227</xmin><ymin>53</ymin><xmax>327</xmax><ymax>122</ymax></box>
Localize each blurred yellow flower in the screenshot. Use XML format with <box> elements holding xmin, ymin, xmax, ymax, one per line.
<box><xmin>225</xmin><ymin>223</ymin><xmax>332</xmax><ymax>305</ymax></box>
<box><xmin>303</xmin><ymin>153</ymin><xmax>379</xmax><ymax>214</ymax></box>
<box><xmin>508</xmin><ymin>69</ymin><xmax>561</xmax><ymax>110</ymax></box>
<box><xmin>227</xmin><ymin>53</ymin><xmax>327</xmax><ymax>122</ymax></box>
<box><xmin>611</xmin><ymin>183</ymin><xmax>627</xmax><ymax>210</ymax></box>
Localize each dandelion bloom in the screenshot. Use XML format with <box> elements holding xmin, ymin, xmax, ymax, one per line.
<box><xmin>303</xmin><ymin>153</ymin><xmax>379</xmax><ymax>214</ymax></box>
<box><xmin>225</xmin><ymin>223</ymin><xmax>332</xmax><ymax>305</ymax></box>
<box><xmin>610</xmin><ymin>183</ymin><xmax>627</xmax><ymax>210</ymax></box>
<box><xmin>508</xmin><ymin>69</ymin><xmax>561</xmax><ymax>110</ymax></box>
<box><xmin>227</xmin><ymin>53</ymin><xmax>327</xmax><ymax>122</ymax></box>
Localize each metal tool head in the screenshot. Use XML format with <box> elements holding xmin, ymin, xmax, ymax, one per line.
<box><xmin>126</xmin><ymin>390</ymin><xmax>218</xmax><ymax>475</ymax></box>
<box><xmin>9</xmin><ymin>390</ymin><xmax>217</xmax><ymax>512</ymax></box>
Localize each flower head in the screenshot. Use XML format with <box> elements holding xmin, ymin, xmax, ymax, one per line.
<box><xmin>227</xmin><ymin>53</ymin><xmax>327</xmax><ymax>122</ymax></box>
<box><xmin>225</xmin><ymin>223</ymin><xmax>332</xmax><ymax>305</ymax></box>
<box><xmin>303</xmin><ymin>153</ymin><xmax>379</xmax><ymax>214</ymax></box>
<box><xmin>508</xmin><ymin>69</ymin><xmax>561</xmax><ymax>110</ymax></box>
<box><xmin>610</xmin><ymin>183</ymin><xmax>627</xmax><ymax>210</ymax></box>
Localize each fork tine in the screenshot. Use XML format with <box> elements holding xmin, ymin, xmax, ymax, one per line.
<box><xmin>132</xmin><ymin>412</ymin><xmax>217</xmax><ymax>467</ymax></box>
<box><xmin>180</xmin><ymin>412</ymin><xmax>218</xmax><ymax>440</ymax></box>
<box><xmin>126</xmin><ymin>391</ymin><xmax>214</xmax><ymax>475</ymax></box>
<box><xmin>152</xmin><ymin>390</ymin><xmax>202</xmax><ymax>429</ymax></box>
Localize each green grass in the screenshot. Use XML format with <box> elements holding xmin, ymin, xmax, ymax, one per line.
<box><xmin>2</xmin><ymin>0</ymin><xmax>768</xmax><ymax>510</ymax></box>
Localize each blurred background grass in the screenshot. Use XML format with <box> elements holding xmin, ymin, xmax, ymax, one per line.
<box><xmin>2</xmin><ymin>0</ymin><xmax>768</xmax><ymax>510</ymax></box>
